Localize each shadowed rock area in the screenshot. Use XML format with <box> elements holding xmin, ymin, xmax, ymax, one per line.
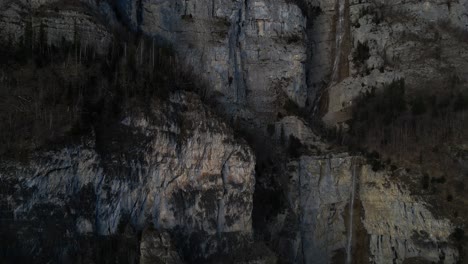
<box><xmin>0</xmin><ymin>0</ymin><xmax>467</xmax><ymax>263</ymax></box>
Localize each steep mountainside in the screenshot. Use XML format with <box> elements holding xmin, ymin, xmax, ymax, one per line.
<box><xmin>0</xmin><ymin>0</ymin><xmax>467</xmax><ymax>263</ymax></box>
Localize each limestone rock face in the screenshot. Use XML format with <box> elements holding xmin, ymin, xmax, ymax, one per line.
<box><xmin>0</xmin><ymin>1</ymin><xmax>465</xmax><ymax>263</ymax></box>
<box><xmin>313</xmin><ymin>0</ymin><xmax>468</xmax><ymax>125</ymax></box>
<box><xmin>274</xmin><ymin>116</ymin><xmax>327</xmax><ymax>151</ymax></box>
<box><xmin>111</xmin><ymin>0</ymin><xmax>468</xmax><ymax>126</ymax></box>
<box><xmin>116</xmin><ymin>0</ymin><xmax>308</xmax><ymax>122</ymax></box>
<box><xmin>276</xmin><ymin>154</ymin><xmax>459</xmax><ymax>264</ymax></box>
<box><xmin>359</xmin><ymin>165</ymin><xmax>458</xmax><ymax>264</ymax></box>
<box><xmin>0</xmin><ymin>92</ymin><xmax>256</xmax><ymax>262</ymax></box>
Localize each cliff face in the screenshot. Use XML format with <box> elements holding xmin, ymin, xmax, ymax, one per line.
<box><xmin>294</xmin><ymin>156</ymin><xmax>458</xmax><ymax>264</ymax></box>
<box><xmin>261</xmin><ymin>150</ymin><xmax>459</xmax><ymax>264</ymax></box>
<box><xmin>318</xmin><ymin>0</ymin><xmax>468</xmax><ymax>125</ymax></box>
<box><xmin>0</xmin><ymin>0</ymin><xmax>467</xmax><ymax>263</ymax></box>
<box><xmin>115</xmin><ymin>0</ymin><xmax>308</xmax><ymax>124</ymax></box>
<box><xmin>0</xmin><ymin>92</ymin><xmax>265</xmax><ymax>263</ymax></box>
<box><xmin>2</xmin><ymin>0</ymin><xmax>467</xmax><ymax>121</ymax></box>
<box><xmin>112</xmin><ymin>0</ymin><xmax>468</xmax><ymax>126</ymax></box>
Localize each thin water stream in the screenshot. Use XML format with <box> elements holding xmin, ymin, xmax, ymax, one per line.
<box><xmin>346</xmin><ymin>160</ymin><xmax>356</xmax><ymax>264</ymax></box>
<box><xmin>331</xmin><ymin>0</ymin><xmax>346</xmax><ymax>83</ymax></box>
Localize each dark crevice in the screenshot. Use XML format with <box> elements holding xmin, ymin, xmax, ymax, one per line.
<box><xmin>136</xmin><ymin>0</ymin><xmax>143</xmax><ymax>31</ymax></box>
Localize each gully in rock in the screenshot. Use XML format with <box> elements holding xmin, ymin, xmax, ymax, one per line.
<box><xmin>346</xmin><ymin>159</ymin><xmax>357</xmax><ymax>264</ymax></box>
<box><xmin>331</xmin><ymin>0</ymin><xmax>347</xmax><ymax>84</ymax></box>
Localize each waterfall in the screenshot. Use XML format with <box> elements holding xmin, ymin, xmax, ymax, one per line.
<box><xmin>346</xmin><ymin>159</ymin><xmax>357</xmax><ymax>264</ymax></box>
<box><xmin>331</xmin><ymin>0</ymin><xmax>346</xmax><ymax>83</ymax></box>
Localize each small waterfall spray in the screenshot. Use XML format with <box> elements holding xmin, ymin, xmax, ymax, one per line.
<box><xmin>346</xmin><ymin>159</ymin><xmax>356</xmax><ymax>264</ymax></box>
<box><xmin>331</xmin><ymin>0</ymin><xmax>346</xmax><ymax>83</ymax></box>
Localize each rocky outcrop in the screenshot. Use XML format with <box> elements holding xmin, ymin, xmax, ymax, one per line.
<box><xmin>242</xmin><ymin>107</ymin><xmax>462</xmax><ymax>264</ymax></box>
<box><xmin>0</xmin><ymin>92</ymin><xmax>259</xmax><ymax>262</ymax></box>
<box><xmin>280</xmin><ymin>154</ymin><xmax>459</xmax><ymax>264</ymax></box>
<box><xmin>274</xmin><ymin>116</ymin><xmax>326</xmax><ymax>150</ymax></box>
<box><xmin>360</xmin><ymin>165</ymin><xmax>458</xmax><ymax>264</ymax></box>
<box><xmin>316</xmin><ymin>0</ymin><xmax>468</xmax><ymax>125</ymax></box>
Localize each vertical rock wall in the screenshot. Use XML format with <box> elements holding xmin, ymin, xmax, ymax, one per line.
<box><xmin>116</xmin><ymin>0</ymin><xmax>308</xmax><ymax>123</ymax></box>
<box><xmin>284</xmin><ymin>154</ymin><xmax>459</xmax><ymax>264</ymax></box>
<box><xmin>0</xmin><ymin>92</ymin><xmax>258</xmax><ymax>262</ymax></box>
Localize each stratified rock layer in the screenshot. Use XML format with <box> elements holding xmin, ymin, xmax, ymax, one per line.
<box><xmin>0</xmin><ymin>92</ymin><xmax>257</xmax><ymax>262</ymax></box>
